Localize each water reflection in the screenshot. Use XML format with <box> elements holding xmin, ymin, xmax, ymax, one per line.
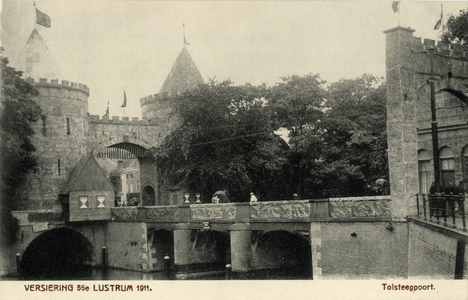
<box><xmin>14</xmin><ymin>264</ymin><xmax>310</xmax><ymax>281</ymax></box>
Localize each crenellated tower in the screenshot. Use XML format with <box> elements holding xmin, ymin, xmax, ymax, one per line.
<box><xmin>15</xmin><ymin>28</ymin><xmax>90</xmax><ymax>211</ymax></box>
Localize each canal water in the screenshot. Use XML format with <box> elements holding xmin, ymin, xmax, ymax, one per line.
<box><xmin>12</xmin><ymin>264</ymin><xmax>311</xmax><ymax>281</ymax></box>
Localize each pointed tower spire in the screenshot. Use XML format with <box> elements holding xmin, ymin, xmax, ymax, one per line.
<box><xmin>15</xmin><ymin>28</ymin><xmax>58</xmax><ymax>79</ymax></box>
<box><xmin>159</xmin><ymin>46</ymin><xmax>203</xmax><ymax>97</ymax></box>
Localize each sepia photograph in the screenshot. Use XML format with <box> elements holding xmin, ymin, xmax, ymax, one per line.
<box><xmin>0</xmin><ymin>0</ymin><xmax>467</xmax><ymax>299</ymax></box>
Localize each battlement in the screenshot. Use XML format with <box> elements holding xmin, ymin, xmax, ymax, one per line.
<box><xmin>411</xmin><ymin>36</ymin><xmax>467</xmax><ymax>59</ymax></box>
<box><xmin>140</xmin><ymin>92</ymin><xmax>175</xmax><ymax>106</ymax></box>
<box><xmin>384</xmin><ymin>26</ymin><xmax>468</xmax><ymax>60</ymax></box>
<box><xmin>140</xmin><ymin>93</ymin><xmax>160</xmax><ymax>106</ymax></box>
<box><xmin>88</xmin><ymin>114</ymin><xmax>169</xmax><ymax>126</ymax></box>
<box><xmin>26</xmin><ymin>77</ymin><xmax>90</xmax><ymax>96</ymax></box>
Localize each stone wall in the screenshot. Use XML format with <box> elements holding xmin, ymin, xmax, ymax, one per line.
<box><xmin>22</xmin><ymin>79</ymin><xmax>89</xmax><ymax>211</ymax></box>
<box><xmin>317</xmin><ymin>221</ymin><xmax>409</xmax><ymax>279</ymax></box>
<box><xmin>384</xmin><ymin>27</ymin><xmax>420</xmax><ymax>220</ymax></box>
<box><xmin>408</xmin><ymin>221</ymin><xmax>468</xmax><ymax>279</ymax></box>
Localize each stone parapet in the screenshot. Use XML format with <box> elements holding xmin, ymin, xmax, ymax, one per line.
<box><xmin>27</xmin><ymin>77</ymin><xmax>90</xmax><ymax>97</ymax></box>
<box><xmin>110</xmin><ymin>197</ymin><xmax>391</xmax><ymax>223</ymax></box>
<box><xmin>329</xmin><ymin>196</ymin><xmax>391</xmax><ymax>218</ymax></box>
<box><xmin>88</xmin><ymin>114</ymin><xmax>167</xmax><ymax>125</ymax></box>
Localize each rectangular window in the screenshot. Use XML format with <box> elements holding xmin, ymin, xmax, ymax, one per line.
<box><xmin>42</xmin><ymin>116</ymin><xmax>47</xmax><ymax>136</ymax></box>
<box><xmin>66</xmin><ymin>118</ymin><xmax>70</xmax><ymax>135</ymax></box>
<box><xmin>441</xmin><ymin>158</ymin><xmax>455</xmax><ymax>189</ymax></box>
<box><xmin>418</xmin><ymin>160</ymin><xmax>431</xmax><ymax>194</ymax></box>
<box><xmin>58</xmin><ymin>159</ymin><xmax>61</xmax><ymax>175</ymax></box>
<box><xmin>79</xmin><ymin>196</ymin><xmax>88</xmax><ymax>208</ymax></box>
<box><xmin>441</xmin><ymin>158</ymin><xmax>455</xmax><ymax>170</ymax></box>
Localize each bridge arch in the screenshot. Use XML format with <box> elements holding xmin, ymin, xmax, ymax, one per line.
<box><xmin>19</xmin><ymin>228</ymin><xmax>94</xmax><ymax>279</ymax></box>
<box><xmin>190</xmin><ymin>230</ymin><xmax>231</xmax><ymax>268</ymax></box>
<box><xmin>148</xmin><ymin>228</ymin><xmax>174</xmax><ymax>270</ymax></box>
<box><xmin>252</xmin><ymin>229</ymin><xmax>312</xmax><ymax>278</ymax></box>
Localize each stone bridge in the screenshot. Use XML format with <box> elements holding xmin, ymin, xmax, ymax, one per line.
<box><xmin>8</xmin><ymin>196</ymin><xmax>406</xmax><ymax>280</ymax></box>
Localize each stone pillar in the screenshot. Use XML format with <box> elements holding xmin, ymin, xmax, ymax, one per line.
<box><xmin>384</xmin><ymin>26</ymin><xmax>419</xmax><ymax>221</ymax></box>
<box><xmin>310</xmin><ymin>222</ymin><xmax>322</xmax><ymax>280</ymax></box>
<box><xmin>229</xmin><ymin>223</ymin><xmax>251</xmax><ymax>274</ymax></box>
<box><xmin>173</xmin><ymin>223</ymin><xmax>191</xmax><ymax>275</ymax></box>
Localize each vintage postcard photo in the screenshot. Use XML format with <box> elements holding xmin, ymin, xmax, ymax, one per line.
<box><xmin>0</xmin><ymin>1</ymin><xmax>467</xmax><ymax>299</ymax></box>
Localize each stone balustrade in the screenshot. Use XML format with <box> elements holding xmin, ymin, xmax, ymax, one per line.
<box><xmin>111</xmin><ymin>196</ymin><xmax>391</xmax><ymax>223</ymax></box>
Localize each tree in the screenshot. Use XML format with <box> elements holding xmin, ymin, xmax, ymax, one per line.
<box><xmin>267</xmin><ymin>74</ymin><xmax>325</xmax><ymax>138</ymax></box>
<box><xmin>267</xmin><ymin>74</ymin><xmax>327</xmax><ymax>197</ymax></box>
<box><xmin>1</xmin><ymin>56</ymin><xmax>43</xmax><ymax>245</ymax></box>
<box><xmin>441</xmin><ymin>8</ymin><xmax>468</xmax><ymax>45</ymax></box>
<box><xmin>318</xmin><ymin>74</ymin><xmax>388</xmax><ymax>197</ymax></box>
<box><xmin>152</xmin><ymin>79</ymin><xmax>288</xmax><ymax>202</ymax></box>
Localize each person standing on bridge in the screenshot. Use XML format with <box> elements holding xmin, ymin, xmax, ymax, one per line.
<box><xmin>250</xmin><ymin>192</ymin><xmax>258</xmax><ymax>202</ymax></box>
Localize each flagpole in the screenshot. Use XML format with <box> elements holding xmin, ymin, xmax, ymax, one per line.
<box><xmin>33</xmin><ymin>2</ymin><xmax>36</xmax><ymax>29</ymax></box>
<box><xmin>398</xmin><ymin>3</ymin><xmax>400</xmax><ymax>27</ymax></box>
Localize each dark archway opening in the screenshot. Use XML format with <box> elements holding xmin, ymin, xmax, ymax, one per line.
<box><xmin>151</xmin><ymin>229</ymin><xmax>174</xmax><ymax>270</ymax></box>
<box><xmin>142</xmin><ymin>185</ymin><xmax>155</xmax><ymax>206</ymax></box>
<box><xmin>190</xmin><ymin>230</ymin><xmax>231</xmax><ymax>273</ymax></box>
<box><xmin>253</xmin><ymin>230</ymin><xmax>312</xmax><ymax>279</ymax></box>
<box><xmin>20</xmin><ymin>228</ymin><xmax>94</xmax><ymax>279</ymax></box>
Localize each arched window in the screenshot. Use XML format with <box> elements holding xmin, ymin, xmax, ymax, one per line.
<box><xmin>142</xmin><ymin>185</ymin><xmax>155</xmax><ymax>206</ymax></box>
<box><xmin>418</xmin><ymin>150</ymin><xmax>431</xmax><ymax>194</ymax></box>
<box><xmin>440</xmin><ymin>146</ymin><xmax>455</xmax><ymax>189</ymax></box>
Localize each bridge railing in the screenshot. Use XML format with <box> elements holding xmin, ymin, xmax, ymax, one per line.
<box><xmin>413</xmin><ymin>193</ymin><xmax>467</xmax><ymax>232</ymax></box>
<box><xmin>111</xmin><ymin>196</ymin><xmax>391</xmax><ymax>223</ymax></box>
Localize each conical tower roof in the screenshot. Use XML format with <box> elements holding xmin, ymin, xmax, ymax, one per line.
<box><xmin>159</xmin><ymin>46</ymin><xmax>203</xmax><ymax>97</ymax></box>
<box><xmin>14</xmin><ymin>28</ymin><xmax>58</xmax><ymax>79</ymax></box>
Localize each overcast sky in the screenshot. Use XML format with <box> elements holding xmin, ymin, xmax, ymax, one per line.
<box><xmin>2</xmin><ymin>1</ymin><xmax>467</xmax><ymax>118</ymax></box>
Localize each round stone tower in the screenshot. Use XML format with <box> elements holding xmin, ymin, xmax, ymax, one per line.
<box><xmin>25</xmin><ymin>79</ymin><xmax>89</xmax><ymax>211</ymax></box>
<box><xmin>140</xmin><ymin>46</ymin><xmax>204</xmax><ymax>124</ymax></box>
<box><xmin>15</xmin><ymin>28</ymin><xmax>90</xmax><ymax>211</ymax></box>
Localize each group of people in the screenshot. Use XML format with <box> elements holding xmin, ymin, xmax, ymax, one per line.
<box><xmin>210</xmin><ymin>191</ymin><xmax>261</xmax><ymax>203</ymax></box>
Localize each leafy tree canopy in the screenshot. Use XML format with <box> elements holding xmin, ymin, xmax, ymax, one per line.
<box><xmin>319</xmin><ymin>74</ymin><xmax>388</xmax><ymax>196</ymax></box>
<box><xmin>153</xmin><ymin>73</ymin><xmax>388</xmax><ymax>201</ymax></box>
<box><xmin>441</xmin><ymin>8</ymin><xmax>468</xmax><ymax>45</ymax></box>
<box><xmin>1</xmin><ymin>56</ymin><xmax>43</xmax><ymax>245</ymax></box>
<box><xmin>279</xmin><ymin>74</ymin><xmax>388</xmax><ymax>198</ymax></box>
<box><xmin>152</xmin><ymin>79</ymin><xmax>288</xmax><ymax>201</ymax></box>
<box><xmin>267</xmin><ymin>73</ymin><xmax>326</xmax><ymax>138</ymax></box>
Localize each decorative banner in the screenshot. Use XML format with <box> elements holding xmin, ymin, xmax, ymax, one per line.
<box><xmin>33</xmin><ymin>222</ymin><xmax>48</xmax><ymax>232</ymax></box>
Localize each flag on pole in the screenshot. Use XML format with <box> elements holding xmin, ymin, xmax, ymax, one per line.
<box><xmin>183</xmin><ymin>23</ymin><xmax>190</xmax><ymax>45</ymax></box>
<box><xmin>434</xmin><ymin>4</ymin><xmax>443</xmax><ymax>30</ymax></box>
<box><xmin>104</xmin><ymin>99</ymin><xmax>109</xmax><ymax>116</ymax></box>
<box><xmin>121</xmin><ymin>91</ymin><xmax>127</xmax><ymax>108</ymax></box>
<box><xmin>35</xmin><ymin>8</ymin><xmax>51</xmax><ymax>28</ymax></box>
<box><xmin>392</xmin><ymin>1</ymin><xmax>400</xmax><ymax>13</ymax></box>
